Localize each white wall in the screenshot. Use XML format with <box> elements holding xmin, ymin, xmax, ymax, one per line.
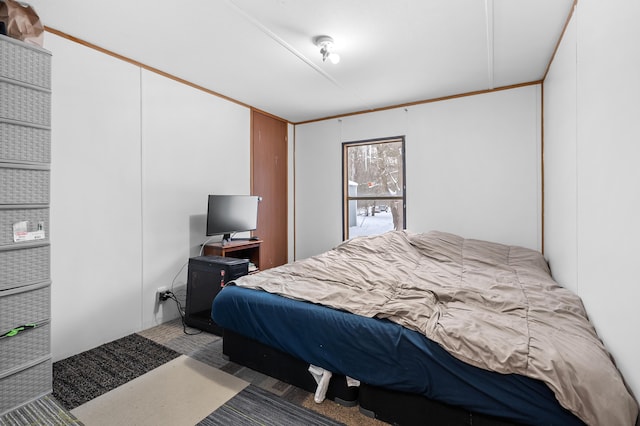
<box><xmin>140</xmin><ymin>70</ymin><xmax>250</xmax><ymax>329</ymax></box>
<box><xmin>543</xmin><ymin>12</ymin><xmax>578</xmax><ymax>294</ymax></box>
<box><xmin>46</xmin><ymin>33</ymin><xmax>251</xmax><ymax>361</ymax></box>
<box><xmin>294</xmin><ymin>120</ymin><xmax>344</xmax><ymax>259</ymax></box>
<box><xmin>544</xmin><ymin>0</ymin><xmax>640</xmax><ymax>404</ymax></box>
<box><xmin>295</xmin><ymin>86</ymin><xmax>541</xmax><ymax>259</ymax></box>
<box><xmin>287</xmin><ymin>124</ymin><xmax>295</xmax><ymax>262</ymax></box>
<box><xmin>48</xmin><ymin>34</ymin><xmax>143</xmax><ymax>360</ymax></box>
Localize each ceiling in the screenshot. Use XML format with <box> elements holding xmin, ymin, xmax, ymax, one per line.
<box><xmin>27</xmin><ymin>0</ymin><xmax>574</xmax><ymax>123</ymax></box>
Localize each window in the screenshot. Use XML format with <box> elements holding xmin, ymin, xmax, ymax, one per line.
<box><xmin>343</xmin><ymin>136</ymin><xmax>406</xmax><ymax>240</ymax></box>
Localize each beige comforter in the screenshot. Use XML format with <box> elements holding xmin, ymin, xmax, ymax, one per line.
<box><xmin>233</xmin><ymin>230</ymin><xmax>638</xmax><ymax>425</ymax></box>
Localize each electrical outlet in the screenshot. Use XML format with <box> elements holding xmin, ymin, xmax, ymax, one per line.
<box><xmin>156</xmin><ymin>286</ymin><xmax>170</xmax><ymax>302</ymax></box>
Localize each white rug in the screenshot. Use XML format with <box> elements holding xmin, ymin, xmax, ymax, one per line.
<box><xmin>71</xmin><ymin>355</ymin><xmax>249</xmax><ymax>426</ymax></box>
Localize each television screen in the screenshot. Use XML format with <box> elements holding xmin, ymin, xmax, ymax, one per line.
<box><xmin>206</xmin><ymin>195</ymin><xmax>259</xmax><ymax>240</ymax></box>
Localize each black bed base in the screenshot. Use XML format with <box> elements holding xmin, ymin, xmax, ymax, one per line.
<box><xmin>222</xmin><ymin>329</ymin><xmax>520</xmax><ymax>426</ymax></box>
<box><xmin>359</xmin><ymin>383</ymin><xmax>519</xmax><ymax>426</ymax></box>
<box><xmin>222</xmin><ymin>329</ymin><xmax>359</xmax><ymax>406</ymax></box>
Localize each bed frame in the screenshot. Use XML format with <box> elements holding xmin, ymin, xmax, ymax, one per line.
<box><xmin>222</xmin><ymin>329</ymin><xmax>520</xmax><ymax>426</ymax></box>
<box><xmin>222</xmin><ymin>329</ymin><xmax>358</xmax><ymax>406</ymax></box>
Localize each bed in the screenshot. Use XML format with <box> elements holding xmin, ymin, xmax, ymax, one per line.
<box><xmin>211</xmin><ymin>230</ymin><xmax>638</xmax><ymax>425</ymax></box>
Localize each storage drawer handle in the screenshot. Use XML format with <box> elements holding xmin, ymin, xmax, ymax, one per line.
<box><xmin>1</xmin><ymin>323</ymin><xmax>38</xmax><ymax>338</ymax></box>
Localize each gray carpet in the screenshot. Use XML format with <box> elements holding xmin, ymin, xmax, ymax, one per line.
<box><xmin>2</xmin><ymin>319</ymin><xmax>382</xmax><ymax>425</ymax></box>
<box><xmin>0</xmin><ymin>396</ymin><xmax>82</xmax><ymax>426</ymax></box>
<box><xmin>199</xmin><ymin>385</ymin><xmax>344</xmax><ymax>426</ymax></box>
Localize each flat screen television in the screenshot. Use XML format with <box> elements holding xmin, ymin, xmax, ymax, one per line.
<box><xmin>206</xmin><ymin>195</ymin><xmax>259</xmax><ymax>243</ymax></box>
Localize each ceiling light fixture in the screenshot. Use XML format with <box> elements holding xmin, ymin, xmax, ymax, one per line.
<box><xmin>315</xmin><ymin>35</ymin><xmax>340</xmax><ymax>64</ymax></box>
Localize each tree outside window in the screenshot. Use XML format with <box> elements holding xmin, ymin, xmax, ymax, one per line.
<box><xmin>343</xmin><ymin>136</ymin><xmax>406</xmax><ymax>239</ymax></box>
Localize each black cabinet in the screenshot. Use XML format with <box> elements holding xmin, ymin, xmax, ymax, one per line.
<box><xmin>184</xmin><ymin>255</ymin><xmax>248</xmax><ymax>335</ymax></box>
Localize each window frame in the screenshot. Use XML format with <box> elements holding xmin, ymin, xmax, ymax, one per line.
<box><xmin>342</xmin><ymin>136</ymin><xmax>407</xmax><ymax>240</ymax></box>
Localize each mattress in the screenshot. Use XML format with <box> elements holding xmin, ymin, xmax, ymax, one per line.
<box><xmin>212</xmin><ymin>285</ymin><xmax>582</xmax><ymax>425</ymax></box>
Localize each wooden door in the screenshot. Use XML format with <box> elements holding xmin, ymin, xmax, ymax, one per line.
<box><xmin>252</xmin><ymin>110</ymin><xmax>288</xmax><ymax>269</ymax></box>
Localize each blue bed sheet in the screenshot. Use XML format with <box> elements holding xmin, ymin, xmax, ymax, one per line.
<box><xmin>212</xmin><ymin>285</ymin><xmax>582</xmax><ymax>425</ymax></box>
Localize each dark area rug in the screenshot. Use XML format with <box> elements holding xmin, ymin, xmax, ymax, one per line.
<box><xmin>198</xmin><ymin>385</ymin><xmax>345</xmax><ymax>426</ymax></box>
<box><xmin>52</xmin><ymin>333</ymin><xmax>180</xmax><ymax>410</ymax></box>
